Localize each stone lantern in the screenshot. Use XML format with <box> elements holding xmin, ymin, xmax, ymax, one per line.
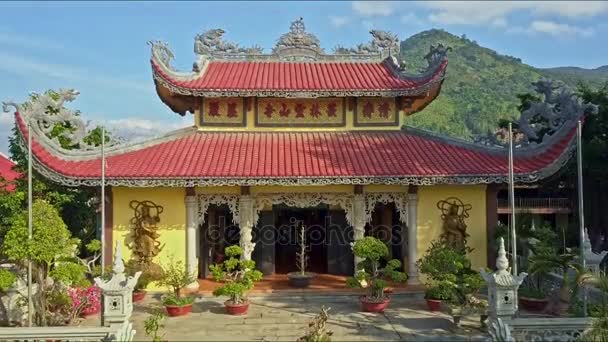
<box><xmin>481</xmin><ymin>237</ymin><xmax>527</xmax><ymax>321</ymax></box>
<box><xmin>583</xmin><ymin>228</ymin><xmax>607</xmax><ymax>275</ymax></box>
<box><xmin>94</xmin><ymin>241</ymin><xmax>141</xmax><ymax>327</ymax></box>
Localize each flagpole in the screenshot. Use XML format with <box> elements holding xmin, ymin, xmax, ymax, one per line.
<box><xmin>577</xmin><ymin>120</ymin><xmax>587</xmax><ymax>316</ymax></box>
<box><xmin>101</xmin><ymin>126</ymin><xmax>106</xmax><ymax>276</ymax></box>
<box><xmin>27</xmin><ymin>121</ymin><xmax>33</xmax><ymax>327</ymax></box>
<box><xmin>508</xmin><ymin>122</ymin><xmax>517</xmax><ymax>275</ymax></box>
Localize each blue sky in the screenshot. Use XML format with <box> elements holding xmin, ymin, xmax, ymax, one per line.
<box><xmin>1</xmin><ymin>1</ymin><xmax>607</xmax><ymax>155</ymax></box>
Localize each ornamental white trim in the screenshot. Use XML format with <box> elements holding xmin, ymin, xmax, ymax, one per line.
<box><xmin>252</xmin><ymin>193</ymin><xmax>354</xmax><ymax>225</ymax></box>
<box><xmin>197</xmin><ymin>194</ymin><xmax>240</xmax><ymax>225</ymax></box>
<box><xmin>364</xmin><ymin>192</ymin><xmax>408</xmax><ymax>223</ymax></box>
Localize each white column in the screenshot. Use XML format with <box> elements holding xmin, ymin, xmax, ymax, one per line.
<box><xmin>239</xmin><ymin>195</ymin><xmax>256</xmax><ymax>261</ymax></box>
<box><xmin>352</xmin><ymin>194</ymin><xmax>366</xmax><ymax>272</ymax></box>
<box><xmin>185</xmin><ymin>195</ymin><xmax>199</xmax><ymax>290</ymax></box>
<box><xmin>407</xmin><ymin>192</ymin><xmax>420</xmax><ymax>285</ymax></box>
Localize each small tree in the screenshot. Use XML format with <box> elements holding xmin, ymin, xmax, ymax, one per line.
<box><xmin>157</xmin><ymin>258</ymin><xmax>196</xmax><ymax>307</ymax></box>
<box><xmin>346</xmin><ymin>237</ymin><xmax>407</xmax><ymax>301</ymax></box>
<box><xmin>144</xmin><ymin>309</ymin><xmax>167</xmax><ymax>342</ymax></box>
<box><xmin>210</xmin><ymin>245</ymin><xmax>263</xmax><ymax>304</ymax></box>
<box><xmin>3</xmin><ymin>200</ymin><xmax>75</xmax><ymax>326</ymax></box>
<box><xmin>298</xmin><ymin>306</ymin><xmax>333</xmax><ymax>342</ymax></box>
<box><xmin>296</xmin><ymin>223</ymin><xmax>309</xmax><ymax>276</ymax></box>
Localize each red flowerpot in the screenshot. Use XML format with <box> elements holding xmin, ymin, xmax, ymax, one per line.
<box><xmin>165</xmin><ymin>304</ymin><xmax>193</xmax><ymax>317</ymax></box>
<box><xmin>224</xmin><ymin>300</ymin><xmax>250</xmax><ymax>315</ymax></box>
<box><xmin>426</xmin><ymin>299</ymin><xmax>442</xmax><ymax>312</ymax></box>
<box><xmin>519</xmin><ymin>297</ymin><xmax>549</xmax><ymax>312</ymax></box>
<box><xmin>132</xmin><ymin>291</ymin><xmax>146</xmax><ymax>303</ymax></box>
<box><xmin>360</xmin><ymin>296</ymin><xmax>390</xmax><ymax>313</ymax></box>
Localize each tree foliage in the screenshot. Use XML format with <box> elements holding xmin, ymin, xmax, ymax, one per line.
<box><xmin>5</xmin><ymin>89</ymin><xmax>112</xmax><ymax>245</ymax></box>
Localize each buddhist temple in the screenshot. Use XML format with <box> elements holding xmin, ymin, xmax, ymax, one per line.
<box><xmin>3</xmin><ymin>19</ymin><xmax>581</xmax><ymax>290</ymax></box>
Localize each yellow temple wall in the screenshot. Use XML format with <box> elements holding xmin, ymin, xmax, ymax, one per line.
<box><xmin>417</xmin><ymin>184</ymin><xmax>488</xmax><ymax>272</ymax></box>
<box><xmin>111</xmin><ymin>186</ymin><xmax>187</xmax><ymax>268</ymax></box>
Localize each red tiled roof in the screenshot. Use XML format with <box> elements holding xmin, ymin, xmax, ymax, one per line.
<box><xmin>152</xmin><ymin>59</ymin><xmax>447</xmax><ymax>92</ymax></box>
<box><xmin>0</xmin><ymin>153</ymin><xmax>19</xmax><ymax>192</ymax></box>
<box><xmin>15</xmin><ymin>112</ymin><xmax>574</xmax><ymax>184</ymax></box>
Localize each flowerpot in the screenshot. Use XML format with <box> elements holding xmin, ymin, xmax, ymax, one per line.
<box><xmin>519</xmin><ymin>296</ymin><xmax>549</xmax><ymax>312</ymax></box>
<box><xmin>224</xmin><ymin>300</ymin><xmax>250</xmax><ymax>315</ymax></box>
<box><xmin>360</xmin><ymin>296</ymin><xmax>390</xmax><ymax>313</ymax></box>
<box><xmin>165</xmin><ymin>304</ymin><xmax>193</xmax><ymax>317</ymax></box>
<box><xmin>132</xmin><ymin>290</ymin><xmax>146</xmax><ymax>302</ymax></box>
<box><xmin>287</xmin><ymin>272</ymin><xmax>315</xmax><ymax>288</ymax></box>
<box><xmin>426</xmin><ymin>299</ymin><xmax>442</xmax><ymax>312</ymax></box>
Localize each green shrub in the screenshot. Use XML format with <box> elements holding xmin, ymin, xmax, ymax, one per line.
<box><xmin>126</xmin><ymin>260</ymin><xmax>162</xmax><ymax>291</ymax></box>
<box><xmin>346</xmin><ymin>237</ymin><xmax>407</xmax><ymax>301</ymax></box>
<box><xmin>210</xmin><ymin>245</ymin><xmax>263</xmax><ymax>304</ymax></box>
<box><xmin>424</xmin><ymin>281</ymin><xmax>454</xmax><ymax>300</ymax></box>
<box><xmin>417</xmin><ymin>237</ymin><xmax>483</xmax><ymax>307</ymax></box>
<box><xmin>50</xmin><ymin>262</ymin><xmax>89</xmax><ymax>287</ymax></box>
<box><xmin>0</xmin><ymin>269</ymin><xmax>16</xmax><ymax>292</ymax></box>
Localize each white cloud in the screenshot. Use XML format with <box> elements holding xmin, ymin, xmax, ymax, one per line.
<box><xmin>529</xmin><ymin>20</ymin><xmax>594</xmax><ymax>37</ymax></box>
<box><xmin>0</xmin><ymin>30</ymin><xmax>66</xmax><ymax>53</ymax></box>
<box><xmin>352</xmin><ymin>1</ymin><xmax>397</xmax><ymax>17</ymax></box>
<box><xmin>101</xmin><ymin>116</ymin><xmax>192</xmax><ymax>142</ymax></box>
<box><xmin>361</xmin><ymin>20</ymin><xmax>375</xmax><ymax>30</ymax></box>
<box><xmin>0</xmin><ymin>52</ymin><xmax>152</xmax><ymax>94</ymax></box>
<box><xmin>400</xmin><ymin>12</ymin><xmax>425</xmax><ymax>26</ymax></box>
<box><xmin>329</xmin><ymin>15</ymin><xmax>351</xmax><ymax>28</ymax></box>
<box><xmin>418</xmin><ymin>1</ymin><xmax>608</xmax><ymax>27</ymax></box>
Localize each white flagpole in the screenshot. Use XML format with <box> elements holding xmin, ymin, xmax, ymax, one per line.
<box><xmin>508</xmin><ymin>122</ymin><xmax>517</xmax><ymax>275</ymax></box>
<box><xmin>101</xmin><ymin>126</ymin><xmax>106</xmax><ymax>276</ymax></box>
<box><xmin>577</xmin><ymin>120</ymin><xmax>587</xmax><ymax>316</ymax></box>
<box><xmin>27</xmin><ymin>121</ymin><xmax>33</xmax><ymax>327</ymax></box>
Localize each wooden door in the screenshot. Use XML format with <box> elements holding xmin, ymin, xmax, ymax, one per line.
<box><xmin>326</xmin><ymin>210</ymin><xmax>354</xmax><ymax>275</ymax></box>
<box><xmin>252</xmin><ymin>210</ymin><xmax>275</xmax><ymax>275</ymax></box>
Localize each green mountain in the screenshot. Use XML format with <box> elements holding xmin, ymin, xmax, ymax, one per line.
<box><xmin>399</xmin><ymin>29</ymin><xmax>607</xmax><ymax>139</ymax></box>
<box><xmin>540</xmin><ymin>65</ymin><xmax>608</xmax><ymax>89</ymax></box>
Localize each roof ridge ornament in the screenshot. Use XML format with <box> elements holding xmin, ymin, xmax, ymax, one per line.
<box><xmin>473</xmin><ymin>78</ymin><xmax>598</xmax><ymax>149</ymax></box>
<box><xmin>3</xmin><ymin>89</ymin><xmax>109</xmax><ymax>152</ymax></box>
<box><xmin>194</xmin><ymin>28</ymin><xmax>263</xmax><ymax>57</ymax></box>
<box><xmin>273</xmin><ymin>17</ymin><xmax>324</xmax><ymax>60</ymax></box>
<box><xmin>334</xmin><ymin>30</ymin><xmax>400</xmax><ymax>57</ymax></box>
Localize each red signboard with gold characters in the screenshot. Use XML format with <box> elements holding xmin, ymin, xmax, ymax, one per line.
<box><xmin>255</xmin><ymin>98</ymin><xmax>346</xmax><ymax>127</ymax></box>
<box><xmin>201</xmin><ymin>97</ymin><xmax>246</xmax><ymax>127</ymax></box>
<box><xmin>354</xmin><ymin>97</ymin><xmax>399</xmax><ymax>127</ymax></box>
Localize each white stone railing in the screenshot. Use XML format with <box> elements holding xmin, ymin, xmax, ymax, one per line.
<box><xmin>498</xmin><ymin>317</ymin><xmax>589</xmax><ymax>342</ymax></box>
<box><xmin>0</xmin><ymin>321</ymin><xmax>134</xmax><ymax>341</ymax></box>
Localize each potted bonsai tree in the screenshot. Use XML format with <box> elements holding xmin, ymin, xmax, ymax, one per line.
<box><xmin>126</xmin><ymin>260</ymin><xmax>162</xmax><ymax>303</ymax></box>
<box><xmin>210</xmin><ymin>245</ymin><xmax>263</xmax><ymax>315</ymax></box>
<box><xmin>287</xmin><ymin>223</ymin><xmax>315</xmax><ymax>288</ymax></box>
<box><xmin>424</xmin><ymin>281</ymin><xmax>453</xmax><ymax>312</ymax></box>
<box><xmin>346</xmin><ymin>236</ymin><xmax>408</xmax><ymax>313</ymax></box>
<box><xmin>157</xmin><ymin>258</ymin><xmax>196</xmax><ymax>317</ymax></box>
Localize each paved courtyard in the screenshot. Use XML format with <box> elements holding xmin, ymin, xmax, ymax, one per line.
<box><xmin>124</xmin><ymin>294</ymin><xmax>489</xmax><ymax>341</ymax></box>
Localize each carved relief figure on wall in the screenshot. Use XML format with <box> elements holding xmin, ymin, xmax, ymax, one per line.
<box><xmin>126</xmin><ymin>200</ymin><xmax>166</xmax><ymax>265</ymax></box>
<box><xmin>437</xmin><ymin>197</ymin><xmax>472</xmax><ymax>247</ymax></box>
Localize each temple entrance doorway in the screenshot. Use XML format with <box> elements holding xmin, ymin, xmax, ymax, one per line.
<box><xmin>365</xmin><ymin>202</ymin><xmax>406</xmax><ymax>271</ymax></box>
<box><xmin>252</xmin><ymin>204</ymin><xmax>354</xmax><ymax>276</ymax></box>
<box><xmin>198</xmin><ymin>204</ymin><xmax>240</xmax><ymax>279</ymax></box>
